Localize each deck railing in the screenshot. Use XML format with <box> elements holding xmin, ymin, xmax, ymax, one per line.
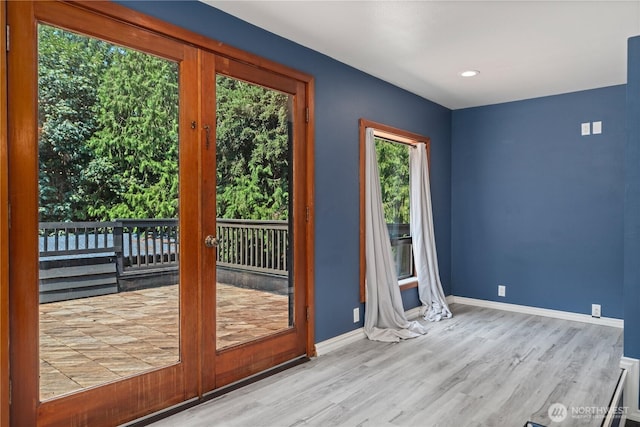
<box><xmin>115</xmin><ymin>219</ymin><xmax>179</xmax><ymax>272</ymax></box>
<box><xmin>39</xmin><ymin>218</ymin><xmax>288</xmax><ymax>276</ymax></box>
<box><xmin>216</xmin><ymin>219</ymin><xmax>288</xmax><ymax>276</ymax></box>
<box><xmin>39</xmin><ymin>221</ymin><xmax>116</xmax><ymax>256</ymax></box>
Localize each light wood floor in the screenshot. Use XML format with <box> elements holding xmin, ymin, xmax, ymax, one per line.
<box><xmin>148</xmin><ymin>303</ymin><xmax>623</xmax><ymax>427</ymax></box>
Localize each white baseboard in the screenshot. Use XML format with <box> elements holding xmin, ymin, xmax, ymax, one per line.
<box><xmin>315</xmin><ymin>295</ymin><xmax>622</xmax><ymax>356</ymax></box>
<box><xmin>315</xmin><ymin>306</ymin><xmax>424</xmax><ymax>356</ymax></box>
<box><xmin>621</xmin><ymin>357</ymin><xmax>640</xmax><ymax>421</ymax></box>
<box><xmin>448</xmin><ymin>296</ymin><xmax>623</xmax><ymax>328</ymax></box>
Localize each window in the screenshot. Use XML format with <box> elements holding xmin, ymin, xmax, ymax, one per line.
<box><xmin>374</xmin><ymin>137</ymin><xmax>413</xmax><ymax>280</ymax></box>
<box><xmin>359</xmin><ymin>119</ymin><xmax>431</xmax><ymax>302</ymax></box>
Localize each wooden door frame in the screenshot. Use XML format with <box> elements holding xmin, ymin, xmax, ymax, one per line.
<box><xmin>5</xmin><ymin>1</ymin><xmax>315</xmax><ymax>425</ymax></box>
<box><xmin>6</xmin><ymin>2</ymin><xmax>37</xmax><ymax>424</ymax></box>
<box><xmin>1</xmin><ymin>0</ymin><xmax>10</xmax><ymax>425</ymax></box>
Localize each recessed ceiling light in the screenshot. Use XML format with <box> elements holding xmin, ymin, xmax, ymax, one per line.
<box><xmin>460</xmin><ymin>70</ymin><xmax>480</xmax><ymax>78</ymax></box>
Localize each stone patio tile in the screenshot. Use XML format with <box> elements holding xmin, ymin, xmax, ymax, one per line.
<box><xmin>39</xmin><ymin>283</ymin><xmax>291</xmax><ymax>400</ymax></box>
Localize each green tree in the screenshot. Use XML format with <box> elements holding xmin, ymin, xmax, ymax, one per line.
<box><xmin>215</xmin><ymin>75</ymin><xmax>291</xmax><ymax>220</ymax></box>
<box><xmin>84</xmin><ymin>49</ymin><xmax>179</xmax><ymax>220</ymax></box>
<box><xmin>39</xmin><ymin>25</ymin><xmax>289</xmax><ymax>223</ymax></box>
<box><xmin>375</xmin><ymin>138</ymin><xmax>410</xmax><ymax>236</ymax></box>
<box><xmin>37</xmin><ymin>25</ymin><xmax>111</xmax><ymax>221</ymax></box>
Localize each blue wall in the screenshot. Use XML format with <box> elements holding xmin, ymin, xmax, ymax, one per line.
<box><xmin>625</xmin><ymin>36</ymin><xmax>640</xmax><ymax>358</ymax></box>
<box><xmin>452</xmin><ymin>86</ymin><xmax>625</xmax><ymax>318</ymax></box>
<box><xmin>118</xmin><ymin>1</ymin><xmax>452</xmax><ymax>341</ymax></box>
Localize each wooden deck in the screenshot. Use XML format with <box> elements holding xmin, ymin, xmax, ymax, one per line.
<box><xmin>39</xmin><ymin>283</ymin><xmax>289</xmax><ymax>400</ymax></box>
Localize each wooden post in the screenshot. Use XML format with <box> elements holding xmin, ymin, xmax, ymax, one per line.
<box><xmin>113</xmin><ymin>221</ymin><xmax>125</xmax><ymax>290</ymax></box>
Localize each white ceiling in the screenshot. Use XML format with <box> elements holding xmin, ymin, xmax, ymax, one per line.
<box><xmin>204</xmin><ymin>1</ymin><xmax>640</xmax><ymax>110</ymax></box>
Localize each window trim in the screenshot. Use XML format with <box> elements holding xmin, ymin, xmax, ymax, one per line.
<box><xmin>359</xmin><ymin>118</ymin><xmax>430</xmax><ymax>302</ymax></box>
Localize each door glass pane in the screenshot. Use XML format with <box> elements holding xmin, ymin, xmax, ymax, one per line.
<box><xmin>37</xmin><ymin>24</ymin><xmax>180</xmax><ymax>400</ymax></box>
<box><xmin>215</xmin><ymin>75</ymin><xmax>293</xmax><ymax>350</ymax></box>
<box><xmin>374</xmin><ymin>138</ymin><xmax>412</xmax><ymax>280</ymax></box>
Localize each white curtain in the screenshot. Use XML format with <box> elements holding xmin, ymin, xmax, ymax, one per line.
<box><xmin>364</xmin><ymin>128</ymin><xmax>428</xmax><ymax>342</ymax></box>
<box><xmin>409</xmin><ymin>143</ymin><xmax>452</xmax><ymax>322</ymax></box>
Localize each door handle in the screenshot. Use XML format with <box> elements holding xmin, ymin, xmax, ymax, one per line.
<box><xmin>204</xmin><ymin>235</ymin><xmax>220</xmax><ymax>248</ymax></box>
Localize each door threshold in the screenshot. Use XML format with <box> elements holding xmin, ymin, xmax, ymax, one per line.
<box><xmin>122</xmin><ymin>355</ymin><xmax>310</xmax><ymax>427</ymax></box>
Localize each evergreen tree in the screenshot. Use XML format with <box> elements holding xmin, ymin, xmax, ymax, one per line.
<box><xmin>37</xmin><ymin>25</ymin><xmax>111</xmax><ymax>221</ymax></box>
<box><xmin>84</xmin><ymin>49</ymin><xmax>179</xmax><ymax>220</ymax></box>
<box><xmin>215</xmin><ymin>75</ymin><xmax>291</xmax><ymax>220</ymax></box>
<box><xmin>375</xmin><ymin>138</ymin><xmax>410</xmax><ymax>235</ymax></box>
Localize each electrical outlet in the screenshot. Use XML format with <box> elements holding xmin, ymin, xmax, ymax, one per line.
<box><xmin>592</xmin><ymin>121</ymin><xmax>602</xmax><ymax>134</ymax></box>
<box><xmin>592</xmin><ymin>304</ymin><xmax>601</xmax><ymax>318</ymax></box>
<box><xmin>353</xmin><ymin>307</ymin><xmax>360</xmax><ymax>323</ymax></box>
<box><xmin>498</xmin><ymin>285</ymin><xmax>506</xmax><ymax>297</ymax></box>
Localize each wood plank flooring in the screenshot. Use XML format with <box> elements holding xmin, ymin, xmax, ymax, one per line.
<box><xmin>148</xmin><ymin>303</ymin><xmax>623</xmax><ymax>427</ymax></box>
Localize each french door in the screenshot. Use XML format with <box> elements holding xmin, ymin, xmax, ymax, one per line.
<box><xmin>200</xmin><ymin>53</ymin><xmax>309</xmax><ymax>391</ymax></box>
<box><xmin>7</xmin><ymin>2</ymin><xmax>314</xmax><ymax>426</ymax></box>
